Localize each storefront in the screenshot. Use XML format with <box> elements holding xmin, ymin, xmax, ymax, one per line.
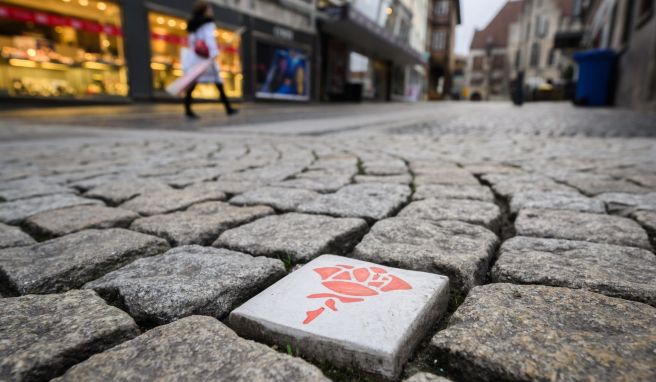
<box><xmin>0</xmin><ymin>0</ymin><xmax>316</xmax><ymax>103</ymax></box>
<box><xmin>148</xmin><ymin>10</ymin><xmax>242</xmax><ymax>100</ymax></box>
<box><xmin>0</xmin><ymin>0</ymin><xmax>127</xmax><ymax>100</ymax></box>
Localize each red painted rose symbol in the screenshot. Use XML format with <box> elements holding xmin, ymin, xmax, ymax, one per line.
<box><xmin>303</xmin><ymin>264</ymin><xmax>412</xmax><ymax>324</ymax></box>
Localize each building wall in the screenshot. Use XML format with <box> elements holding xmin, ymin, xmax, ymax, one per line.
<box><xmin>516</xmin><ymin>0</ymin><xmax>572</xmax><ymax>85</ymax></box>
<box><xmin>614</xmin><ymin>0</ymin><xmax>656</xmax><ymax>111</ymax></box>
<box><xmin>209</xmin><ymin>0</ymin><xmax>315</xmax><ymax>33</ymax></box>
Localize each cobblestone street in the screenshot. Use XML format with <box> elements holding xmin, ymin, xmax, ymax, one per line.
<box><xmin>1</xmin><ymin>102</ymin><xmax>655</xmax><ymax>382</ymax></box>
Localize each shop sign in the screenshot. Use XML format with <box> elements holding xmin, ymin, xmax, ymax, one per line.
<box><xmin>0</xmin><ymin>4</ymin><xmax>122</xmax><ymax>36</ymax></box>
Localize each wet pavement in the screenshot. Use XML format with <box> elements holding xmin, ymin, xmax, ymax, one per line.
<box><xmin>1</xmin><ymin>102</ymin><xmax>655</xmax><ymax>382</ymax></box>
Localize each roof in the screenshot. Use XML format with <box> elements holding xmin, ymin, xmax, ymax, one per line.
<box><xmin>470</xmin><ymin>0</ymin><xmax>523</xmax><ymax>50</ymax></box>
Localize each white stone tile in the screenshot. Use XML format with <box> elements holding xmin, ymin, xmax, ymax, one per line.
<box><xmin>229</xmin><ymin>254</ymin><xmax>449</xmax><ymax>379</ymax></box>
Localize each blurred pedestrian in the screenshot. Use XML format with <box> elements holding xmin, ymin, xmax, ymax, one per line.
<box><xmin>183</xmin><ymin>1</ymin><xmax>238</xmax><ymax>119</ymax></box>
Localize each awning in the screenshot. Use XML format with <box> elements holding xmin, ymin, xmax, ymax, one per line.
<box><xmin>319</xmin><ymin>5</ymin><xmax>427</xmax><ymax>66</ymax></box>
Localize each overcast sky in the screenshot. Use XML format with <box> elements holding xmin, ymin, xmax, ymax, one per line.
<box><xmin>455</xmin><ymin>0</ymin><xmax>508</xmax><ymax>56</ymax></box>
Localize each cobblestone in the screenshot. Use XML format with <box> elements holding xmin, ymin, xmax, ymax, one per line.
<box><xmin>430</xmin><ymin>283</ymin><xmax>656</xmax><ymax>382</ymax></box>
<box><xmin>130</xmin><ymin>202</ymin><xmax>273</xmax><ymax>245</ymax></box>
<box><xmin>215</xmin><ymin>213</ymin><xmax>368</xmax><ymax>263</ymax></box>
<box><xmin>491</xmin><ymin>236</ymin><xmax>656</xmax><ymax>305</ymax></box>
<box><xmin>1</xmin><ymin>103</ymin><xmax>656</xmax><ymax>381</ymax></box>
<box><xmin>0</xmin><ymin>229</ymin><xmax>170</xmax><ymax>295</ymax></box>
<box><xmin>0</xmin><ymin>222</ymin><xmax>35</xmax><ymax>249</ymax></box>
<box><xmin>24</xmin><ymin>205</ymin><xmax>139</xmax><ymax>238</ymax></box>
<box><xmin>85</xmin><ymin>245</ymin><xmax>285</xmax><ymax>325</ymax></box>
<box><xmin>1</xmin><ymin>290</ymin><xmax>138</xmax><ymax>382</ymax></box>
<box><xmin>515</xmin><ymin>208</ymin><xmax>651</xmax><ymax>249</ymax></box>
<box><xmin>353</xmin><ymin>217</ymin><xmax>498</xmax><ymax>294</ymax></box>
<box><xmin>54</xmin><ymin>316</ymin><xmax>329</xmax><ymax>382</ymax></box>
<box><xmin>298</xmin><ymin>183</ymin><xmax>411</xmax><ymax>221</ymax></box>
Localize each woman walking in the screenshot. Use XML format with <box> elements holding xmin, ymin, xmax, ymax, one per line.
<box><xmin>183</xmin><ymin>1</ymin><xmax>237</xmax><ymax>119</ymax></box>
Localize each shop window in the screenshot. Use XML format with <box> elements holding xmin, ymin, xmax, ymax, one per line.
<box><xmin>149</xmin><ymin>11</ymin><xmax>242</xmax><ymax>99</ymax></box>
<box><xmin>0</xmin><ymin>0</ymin><xmax>127</xmax><ymax>99</ymax></box>
<box><xmin>254</xmin><ymin>39</ymin><xmax>309</xmax><ymax>101</ymax></box>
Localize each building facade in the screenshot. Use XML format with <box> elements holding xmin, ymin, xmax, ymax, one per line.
<box><xmin>426</xmin><ymin>0</ymin><xmax>460</xmax><ymax>99</ymax></box>
<box><xmin>513</xmin><ymin>0</ymin><xmax>580</xmax><ymax>100</ymax></box>
<box><xmin>577</xmin><ymin>0</ymin><xmax>656</xmax><ymax>111</ymax></box>
<box><xmin>464</xmin><ymin>0</ymin><xmax>581</xmax><ymax>101</ymax></box>
<box><xmin>465</xmin><ymin>0</ymin><xmax>523</xmax><ymax>100</ymax></box>
<box><xmin>0</xmin><ymin>0</ymin><xmax>315</xmax><ymax>103</ymax></box>
<box><xmin>317</xmin><ymin>0</ymin><xmax>431</xmax><ymax>102</ymax></box>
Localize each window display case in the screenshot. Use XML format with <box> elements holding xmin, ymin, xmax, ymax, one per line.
<box><xmin>0</xmin><ymin>0</ymin><xmax>128</xmax><ymax>99</ymax></box>
<box><xmin>149</xmin><ymin>11</ymin><xmax>242</xmax><ymax>99</ymax></box>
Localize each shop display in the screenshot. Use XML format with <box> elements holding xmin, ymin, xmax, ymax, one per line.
<box><xmin>0</xmin><ymin>0</ymin><xmax>128</xmax><ymax>98</ymax></box>
<box><xmin>255</xmin><ymin>40</ymin><xmax>309</xmax><ymax>101</ymax></box>
<box><xmin>149</xmin><ymin>11</ymin><xmax>242</xmax><ymax>99</ymax></box>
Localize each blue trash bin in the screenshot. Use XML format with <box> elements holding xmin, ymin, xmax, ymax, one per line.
<box><xmin>574</xmin><ymin>49</ymin><xmax>617</xmax><ymax>106</ymax></box>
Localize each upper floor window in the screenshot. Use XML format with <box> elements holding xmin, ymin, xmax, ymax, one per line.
<box><xmin>432</xmin><ymin>30</ymin><xmax>447</xmax><ymax>51</ymax></box>
<box><xmin>434</xmin><ymin>0</ymin><xmax>449</xmax><ymax>17</ymax></box>
<box><xmin>530</xmin><ymin>42</ymin><xmax>541</xmax><ymax>67</ymax></box>
<box><xmin>473</xmin><ymin>56</ymin><xmax>484</xmax><ymax>71</ymax></box>
<box><xmin>492</xmin><ymin>54</ymin><xmax>505</xmax><ymax>69</ymax></box>
<box><xmin>535</xmin><ymin>15</ymin><xmax>549</xmax><ymax>37</ymax></box>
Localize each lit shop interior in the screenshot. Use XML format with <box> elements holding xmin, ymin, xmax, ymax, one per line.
<box><xmin>149</xmin><ymin>11</ymin><xmax>242</xmax><ymax>100</ymax></box>
<box><xmin>0</xmin><ymin>0</ymin><xmax>127</xmax><ymax>99</ymax></box>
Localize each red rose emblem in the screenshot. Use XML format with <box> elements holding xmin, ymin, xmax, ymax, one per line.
<box><xmin>303</xmin><ymin>264</ymin><xmax>412</xmax><ymax>324</ymax></box>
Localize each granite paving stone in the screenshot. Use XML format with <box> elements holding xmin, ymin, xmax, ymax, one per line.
<box><xmin>404</xmin><ymin>373</ymin><xmax>453</xmax><ymax>382</ymax></box>
<box><xmin>230</xmin><ymin>186</ymin><xmax>319</xmax><ymax>211</ymax></box>
<box><xmin>562</xmin><ymin>173</ymin><xmax>651</xmax><ymax>196</ymax></box>
<box><xmin>24</xmin><ymin>205</ymin><xmax>139</xmax><ymax>238</ymax></box>
<box><xmin>197</xmin><ymin>180</ymin><xmax>266</xmax><ymax>195</ymax></box>
<box><xmin>298</xmin><ymin>183</ymin><xmax>411</xmax><ymax>221</ymax></box>
<box><xmin>515</xmin><ymin>208</ymin><xmax>651</xmax><ymax>249</ymax></box>
<box><xmin>0</xmin><ymin>177</ymin><xmax>71</xmax><ymax>201</ymax></box>
<box><xmin>120</xmin><ymin>183</ymin><xmax>226</xmax><ymax>216</ymax></box>
<box><xmin>412</xmin><ymin>184</ymin><xmax>495</xmax><ymax>202</ymax></box>
<box><xmin>631</xmin><ymin>210</ymin><xmax>656</xmax><ymax>238</ymax></box>
<box><xmin>491</xmin><ymin>236</ymin><xmax>656</xmax><ymax>305</ymax></box>
<box><xmin>482</xmin><ymin>174</ymin><xmax>577</xmax><ymax>198</ymax></box>
<box><xmin>354</xmin><ymin>174</ymin><xmax>413</xmax><ymax>184</ymax></box>
<box><xmin>215</xmin><ymin>212</ymin><xmax>368</xmax><ymax>263</ymax></box>
<box><xmin>0</xmin><ymin>194</ymin><xmax>103</xmax><ymax>224</ymax></box>
<box><xmin>353</xmin><ymin>217</ymin><xmax>498</xmax><ymax>294</ymax></box>
<box><xmin>595</xmin><ymin>192</ymin><xmax>656</xmax><ymax>214</ymax></box>
<box><xmin>84</xmin><ymin>177</ymin><xmax>171</xmax><ymax>205</ymax></box>
<box><xmin>54</xmin><ymin>315</ymin><xmax>329</xmax><ymax>382</ymax></box>
<box><xmin>0</xmin><ymin>222</ymin><xmax>35</xmax><ymax>249</ymax></box>
<box><xmin>0</xmin><ymin>228</ymin><xmax>170</xmax><ymax>295</ymax></box>
<box><xmin>509</xmin><ymin>191</ymin><xmax>606</xmax><ymax>214</ymax></box>
<box><xmin>229</xmin><ymin>255</ymin><xmax>449</xmax><ymax>379</ymax></box>
<box><xmin>130</xmin><ymin>201</ymin><xmax>273</xmax><ymax>245</ymax></box>
<box><xmin>413</xmin><ymin>171</ymin><xmax>480</xmax><ymax>186</ymax></box>
<box><xmin>430</xmin><ymin>283</ymin><xmax>656</xmax><ymax>382</ymax></box>
<box><xmin>399</xmin><ymin>198</ymin><xmax>502</xmax><ymax>231</ymax></box>
<box><xmin>273</xmin><ymin>176</ymin><xmax>352</xmax><ymax>193</ymax></box>
<box><xmin>84</xmin><ymin>245</ymin><xmax>286</xmax><ymax>325</ymax></box>
<box><xmin>0</xmin><ymin>290</ymin><xmax>139</xmax><ymax>382</ymax></box>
